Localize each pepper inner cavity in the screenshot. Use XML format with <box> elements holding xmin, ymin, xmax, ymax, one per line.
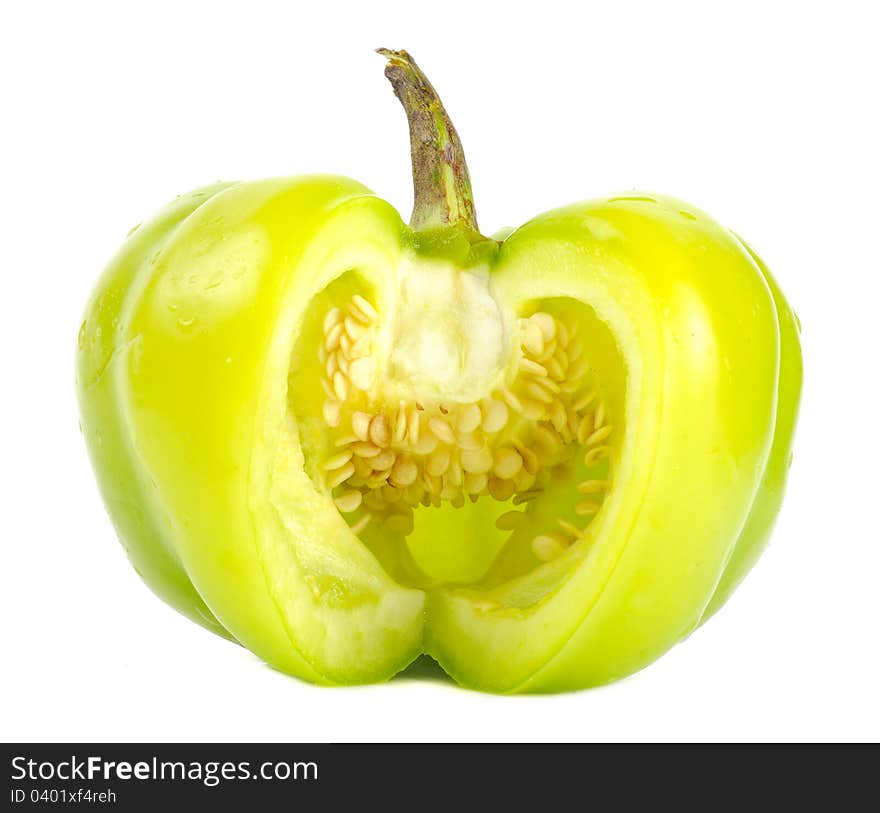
<box><xmin>316</xmin><ymin>293</ymin><xmax>613</xmax><ymax>566</ymax></box>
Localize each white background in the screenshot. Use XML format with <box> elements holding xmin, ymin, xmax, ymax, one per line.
<box><xmin>2</xmin><ymin>0</ymin><xmax>878</xmax><ymax>743</ymax></box>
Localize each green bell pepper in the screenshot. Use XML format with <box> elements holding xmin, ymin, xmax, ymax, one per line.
<box><xmin>76</xmin><ymin>50</ymin><xmax>801</xmax><ymax>692</ymax></box>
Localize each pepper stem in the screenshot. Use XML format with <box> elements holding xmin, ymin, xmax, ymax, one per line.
<box><xmin>377</xmin><ymin>48</ymin><xmax>481</xmax><ymax>235</ymax></box>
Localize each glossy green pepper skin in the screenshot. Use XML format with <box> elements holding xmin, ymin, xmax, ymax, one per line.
<box><xmin>76</xmin><ymin>52</ymin><xmax>801</xmax><ymax>692</ymax></box>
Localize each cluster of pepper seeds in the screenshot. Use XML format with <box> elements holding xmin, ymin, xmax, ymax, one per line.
<box><xmin>317</xmin><ymin>296</ymin><xmax>612</xmax><ymax>563</ymax></box>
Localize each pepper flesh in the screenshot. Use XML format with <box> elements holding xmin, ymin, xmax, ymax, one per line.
<box><xmin>76</xmin><ymin>53</ymin><xmax>801</xmax><ymax>692</ymax></box>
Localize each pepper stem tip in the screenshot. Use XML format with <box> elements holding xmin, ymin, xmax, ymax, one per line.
<box><xmin>376</xmin><ymin>47</ymin><xmax>481</xmax><ymax>236</ymax></box>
